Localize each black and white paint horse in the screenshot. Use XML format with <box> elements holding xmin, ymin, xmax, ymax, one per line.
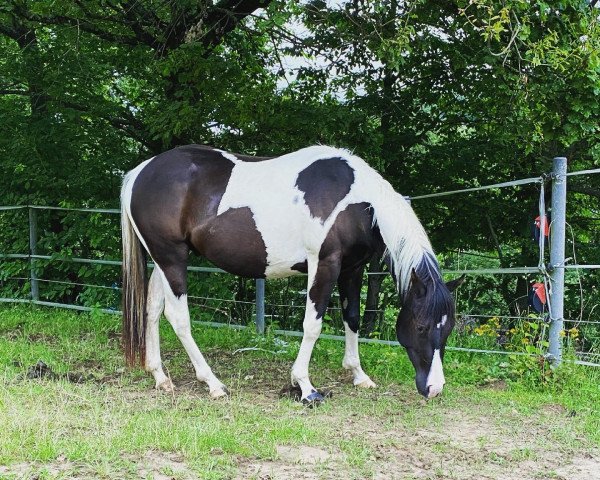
<box><xmin>121</xmin><ymin>145</ymin><xmax>464</xmax><ymax>402</ymax></box>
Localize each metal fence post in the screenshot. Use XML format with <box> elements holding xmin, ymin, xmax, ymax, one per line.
<box><xmin>28</xmin><ymin>207</ymin><xmax>39</xmax><ymax>301</ymax></box>
<box><xmin>548</xmin><ymin>157</ymin><xmax>567</xmax><ymax>365</ymax></box>
<box><xmin>255</xmin><ymin>278</ymin><xmax>265</xmax><ymax>334</ymax></box>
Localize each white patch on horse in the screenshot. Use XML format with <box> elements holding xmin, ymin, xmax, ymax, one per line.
<box><xmin>145</xmin><ymin>267</ymin><xmax>169</xmax><ymax>389</ymax></box>
<box><xmin>441</xmin><ymin>314</ymin><xmax>448</xmax><ymax>326</ymax></box>
<box><xmin>342</xmin><ymin>298</ymin><xmax>348</xmax><ymax>310</ymax></box>
<box><xmin>217</xmin><ymin>146</ymin><xmax>365</xmax><ymax>279</ymax></box>
<box><xmin>214</xmin><ymin>148</ymin><xmax>240</xmax><ymax>164</ymax></box>
<box><xmin>426</xmin><ymin>349</ymin><xmax>445</xmax><ymax>398</ymax></box>
<box><xmin>157</xmin><ymin>271</ymin><xmax>227</xmax><ymax>397</ymax></box>
<box><xmin>291</xmin><ymin>268</ymin><xmax>322</xmax><ymax>399</ymax></box>
<box><xmin>342</xmin><ymin>322</ymin><xmax>374</xmax><ymax>386</ymax></box>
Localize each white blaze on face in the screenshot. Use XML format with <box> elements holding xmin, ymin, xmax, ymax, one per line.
<box><xmin>426</xmin><ymin>349</ymin><xmax>445</xmax><ymax>398</ymax></box>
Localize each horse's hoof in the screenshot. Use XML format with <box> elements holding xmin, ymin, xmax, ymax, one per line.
<box><xmin>302</xmin><ymin>389</ymin><xmax>325</xmax><ymax>405</ymax></box>
<box><xmin>210</xmin><ymin>386</ymin><xmax>229</xmax><ymax>399</ymax></box>
<box><xmin>356</xmin><ymin>378</ymin><xmax>377</xmax><ymax>389</ymax></box>
<box><xmin>157</xmin><ymin>379</ymin><xmax>175</xmax><ymax>393</ymax></box>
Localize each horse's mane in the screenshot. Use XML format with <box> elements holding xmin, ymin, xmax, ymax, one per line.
<box><xmin>339</xmin><ymin>149</ymin><xmax>442</xmax><ymax>299</ymax></box>
<box><xmin>371</xmin><ymin>188</ymin><xmax>441</xmax><ymax>298</ymax></box>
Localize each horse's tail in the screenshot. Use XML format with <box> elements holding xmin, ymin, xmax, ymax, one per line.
<box><xmin>120</xmin><ymin>168</ymin><xmax>147</xmax><ymax>368</ymax></box>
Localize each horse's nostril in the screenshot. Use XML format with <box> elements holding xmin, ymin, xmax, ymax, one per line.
<box><xmin>427</xmin><ymin>385</ymin><xmax>443</xmax><ymax>398</ymax></box>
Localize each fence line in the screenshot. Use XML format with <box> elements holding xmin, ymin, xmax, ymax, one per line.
<box><xmin>565</xmin><ymin>168</ymin><xmax>600</xmax><ymax>177</ymax></box>
<box><xmin>409</xmin><ymin>176</ymin><xmax>543</xmax><ymax>200</ymax></box>
<box><xmin>4</xmin><ymin>252</ymin><xmax>596</xmax><ymax>277</ymax></box>
<box><xmin>5</xmin><ymin>275</ymin><xmax>596</xmax><ymax>323</ymax></box>
<box><xmin>6</xmin><ymin>276</ymin><xmax>597</xmax><ymax>326</ymax></box>
<box><xmin>1</xmin><ymin>164</ymin><xmax>599</xmax><ymax>366</ymax></box>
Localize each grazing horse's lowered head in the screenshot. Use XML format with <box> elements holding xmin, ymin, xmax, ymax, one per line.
<box><xmin>395</xmin><ymin>263</ymin><xmax>465</xmax><ymax>398</ymax></box>
<box><xmin>372</xmin><ymin>190</ymin><xmax>465</xmax><ymax>400</ymax></box>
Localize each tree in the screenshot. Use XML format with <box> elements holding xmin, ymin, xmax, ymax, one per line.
<box><xmin>290</xmin><ymin>0</ymin><xmax>600</xmax><ymax>326</ymax></box>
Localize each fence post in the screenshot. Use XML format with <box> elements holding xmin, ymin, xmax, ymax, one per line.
<box><xmin>255</xmin><ymin>278</ymin><xmax>265</xmax><ymax>334</ymax></box>
<box><xmin>28</xmin><ymin>207</ymin><xmax>39</xmax><ymax>301</ymax></box>
<box><xmin>548</xmin><ymin>157</ymin><xmax>567</xmax><ymax>365</ymax></box>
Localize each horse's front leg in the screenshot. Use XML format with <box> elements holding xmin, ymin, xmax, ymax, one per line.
<box><xmin>291</xmin><ymin>254</ymin><xmax>341</xmax><ymax>403</ymax></box>
<box><xmin>338</xmin><ymin>267</ymin><xmax>377</xmax><ymax>388</ymax></box>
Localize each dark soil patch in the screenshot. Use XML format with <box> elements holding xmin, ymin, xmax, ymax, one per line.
<box><xmin>21</xmin><ymin>360</ymin><xmax>95</xmax><ymax>384</ymax></box>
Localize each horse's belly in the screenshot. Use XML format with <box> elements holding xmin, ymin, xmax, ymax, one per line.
<box><xmin>263</xmin><ymin>235</ymin><xmax>308</xmax><ymax>279</ymax></box>
<box><xmin>193</xmin><ymin>204</ymin><xmax>311</xmax><ymax>279</ymax></box>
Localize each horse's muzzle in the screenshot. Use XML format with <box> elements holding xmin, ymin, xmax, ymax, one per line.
<box><xmin>426</xmin><ymin>383</ymin><xmax>444</xmax><ymax>398</ymax></box>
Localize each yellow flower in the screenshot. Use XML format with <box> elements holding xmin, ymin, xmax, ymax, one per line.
<box><xmin>559</xmin><ymin>330</ymin><xmax>566</xmax><ymax>337</ymax></box>
<box><xmin>568</xmin><ymin>327</ymin><xmax>579</xmax><ymax>339</ymax></box>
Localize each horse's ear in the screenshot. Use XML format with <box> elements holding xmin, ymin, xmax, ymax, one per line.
<box><xmin>446</xmin><ymin>274</ymin><xmax>466</xmax><ymax>292</ymax></box>
<box><xmin>410</xmin><ymin>268</ymin><xmax>427</xmax><ymax>297</ymax></box>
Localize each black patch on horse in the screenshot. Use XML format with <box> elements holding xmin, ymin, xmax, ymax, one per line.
<box><xmin>309</xmin><ymin>202</ymin><xmax>378</xmax><ymax>320</ymax></box>
<box><xmin>291</xmin><ymin>261</ymin><xmax>308</xmax><ymax>273</ymax></box>
<box><xmin>191</xmin><ymin>207</ymin><xmax>268</xmax><ymax>278</ymax></box>
<box><xmin>295</xmin><ymin>158</ymin><xmax>355</xmax><ymax>221</ymax></box>
<box><xmin>131</xmin><ymin>146</ymin><xmax>238</xmax><ymax>295</ymax></box>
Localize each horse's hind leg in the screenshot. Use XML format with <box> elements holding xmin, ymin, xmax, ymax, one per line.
<box><xmin>145</xmin><ymin>268</ymin><xmax>173</xmax><ymax>392</ymax></box>
<box><xmin>155</xmin><ymin>260</ymin><xmax>228</xmax><ymax>398</ymax></box>
<box><xmin>338</xmin><ymin>267</ymin><xmax>376</xmax><ymax>388</ymax></box>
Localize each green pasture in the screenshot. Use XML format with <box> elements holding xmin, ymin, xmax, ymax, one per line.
<box><xmin>0</xmin><ymin>305</ymin><xmax>599</xmax><ymax>479</ymax></box>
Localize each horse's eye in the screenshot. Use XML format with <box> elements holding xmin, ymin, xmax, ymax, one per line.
<box><xmin>417</xmin><ymin>325</ymin><xmax>430</xmax><ymax>335</ymax></box>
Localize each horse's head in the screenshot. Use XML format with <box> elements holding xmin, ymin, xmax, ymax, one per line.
<box><xmin>396</xmin><ymin>269</ymin><xmax>465</xmax><ymax>399</ymax></box>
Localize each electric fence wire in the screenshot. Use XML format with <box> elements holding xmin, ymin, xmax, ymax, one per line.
<box><xmin>6</xmin><ymin>276</ymin><xmax>597</xmax><ymax>324</ymax></box>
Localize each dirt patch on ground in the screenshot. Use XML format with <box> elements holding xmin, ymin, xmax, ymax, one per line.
<box><xmin>235</xmin><ymin>399</ymin><xmax>600</xmax><ymax>480</ymax></box>
<box><xmin>374</xmin><ymin>413</ymin><xmax>599</xmax><ymax>480</ymax></box>
<box><xmin>237</xmin><ymin>446</ymin><xmax>341</xmax><ymax>480</ymax></box>
<box><xmin>554</xmin><ymin>454</ymin><xmax>600</xmax><ymax>480</ymax></box>
<box><xmin>0</xmin><ymin>451</ymin><xmax>197</xmax><ymax>480</ymax></box>
<box><xmin>20</xmin><ymin>360</ymin><xmax>95</xmax><ymax>383</ymax></box>
<box><xmin>0</xmin><ymin>455</ymin><xmax>81</xmax><ymax>480</ymax></box>
<box><xmin>135</xmin><ymin>450</ymin><xmax>196</xmax><ymax>479</ymax></box>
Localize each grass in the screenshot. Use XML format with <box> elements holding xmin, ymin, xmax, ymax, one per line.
<box><xmin>0</xmin><ymin>304</ymin><xmax>599</xmax><ymax>479</ymax></box>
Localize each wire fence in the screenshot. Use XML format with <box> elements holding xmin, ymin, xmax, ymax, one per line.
<box><xmin>1</xmin><ymin>163</ymin><xmax>599</xmax><ymax>366</ymax></box>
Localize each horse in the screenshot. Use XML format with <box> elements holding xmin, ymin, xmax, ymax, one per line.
<box><xmin>120</xmin><ymin>144</ymin><xmax>464</xmax><ymax>402</ymax></box>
